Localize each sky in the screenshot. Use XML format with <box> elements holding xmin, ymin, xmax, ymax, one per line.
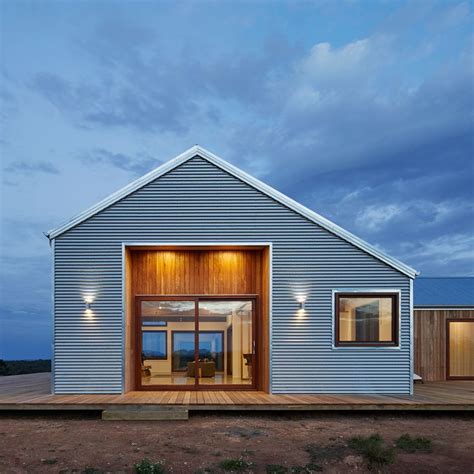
<box><xmin>0</xmin><ymin>0</ymin><xmax>473</xmax><ymax>359</ymax></box>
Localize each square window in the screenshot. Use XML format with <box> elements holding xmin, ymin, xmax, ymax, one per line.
<box><xmin>335</xmin><ymin>293</ymin><xmax>398</xmax><ymax>347</ymax></box>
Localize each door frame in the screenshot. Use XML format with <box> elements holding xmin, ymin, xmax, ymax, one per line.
<box><xmin>134</xmin><ymin>294</ymin><xmax>259</xmax><ymax>391</ymax></box>
<box><xmin>446</xmin><ymin>318</ymin><xmax>474</xmax><ymax>380</ymax></box>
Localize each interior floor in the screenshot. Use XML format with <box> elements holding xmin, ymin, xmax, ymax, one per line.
<box><xmin>141</xmin><ymin>372</ymin><xmax>252</xmax><ymax>386</ymax></box>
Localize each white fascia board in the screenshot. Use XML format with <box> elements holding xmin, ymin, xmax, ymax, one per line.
<box><xmin>45</xmin><ymin>145</ymin><xmax>418</xmax><ymax>278</ymax></box>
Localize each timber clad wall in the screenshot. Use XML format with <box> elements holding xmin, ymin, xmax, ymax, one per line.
<box><xmin>54</xmin><ymin>156</ymin><xmax>411</xmax><ymax>394</ymax></box>
<box><xmin>414</xmin><ymin>309</ymin><xmax>474</xmax><ymax>381</ymax></box>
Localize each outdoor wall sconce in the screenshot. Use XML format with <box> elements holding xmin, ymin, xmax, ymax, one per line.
<box><xmin>84</xmin><ymin>296</ymin><xmax>94</xmax><ymax>315</ymax></box>
<box><xmin>299</xmin><ymin>301</ymin><xmax>305</xmax><ymax>310</ymax></box>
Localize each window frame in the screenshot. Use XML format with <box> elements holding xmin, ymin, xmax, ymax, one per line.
<box><xmin>334</xmin><ymin>291</ymin><xmax>399</xmax><ymax>348</ymax></box>
<box><xmin>141</xmin><ymin>330</ymin><xmax>168</xmax><ymax>360</ymax></box>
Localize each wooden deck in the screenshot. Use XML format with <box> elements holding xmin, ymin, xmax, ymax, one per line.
<box><xmin>1</xmin><ymin>373</ymin><xmax>473</xmax><ymax>411</ymax></box>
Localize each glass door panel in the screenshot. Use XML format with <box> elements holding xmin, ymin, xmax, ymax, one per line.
<box><xmin>448</xmin><ymin>321</ymin><xmax>474</xmax><ymax>379</ymax></box>
<box><xmin>140</xmin><ymin>300</ymin><xmax>195</xmax><ymax>387</ymax></box>
<box><xmin>198</xmin><ymin>300</ymin><xmax>254</xmax><ymax>386</ymax></box>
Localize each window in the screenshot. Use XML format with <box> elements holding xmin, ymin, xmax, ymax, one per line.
<box><xmin>335</xmin><ymin>293</ymin><xmax>398</xmax><ymax>347</ymax></box>
<box><xmin>171</xmin><ymin>331</ymin><xmax>224</xmax><ymax>372</ymax></box>
<box><xmin>142</xmin><ymin>331</ymin><xmax>167</xmax><ymax>359</ymax></box>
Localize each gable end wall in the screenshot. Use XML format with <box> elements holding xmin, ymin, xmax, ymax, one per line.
<box><xmin>53</xmin><ymin>157</ymin><xmax>412</xmax><ymax>394</ymax></box>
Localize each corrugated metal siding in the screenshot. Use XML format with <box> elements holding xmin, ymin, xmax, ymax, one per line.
<box><xmin>54</xmin><ymin>156</ymin><xmax>411</xmax><ymax>394</ymax></box>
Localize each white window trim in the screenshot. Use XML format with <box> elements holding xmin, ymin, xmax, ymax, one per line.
<box><xmin>331</xmin><ymin>289</ymin><xmax>402</xmax><ymax>350</ymax></box>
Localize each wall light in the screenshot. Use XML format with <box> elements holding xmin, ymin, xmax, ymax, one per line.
<box><xmin>299</xmin><ymin>301</ymin><xmax>305</xmax><ymax>310</ymax></box>
<box><xmin>84</xmin><ymin>296</ymin><xmax>94</xmax><ymax>318</ymax></box>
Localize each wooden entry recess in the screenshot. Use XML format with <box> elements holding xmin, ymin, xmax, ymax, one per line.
<box><xmin>124</xmin><ymin>246</ymin><xmax>270</xmax><ymax>392</ymax></box>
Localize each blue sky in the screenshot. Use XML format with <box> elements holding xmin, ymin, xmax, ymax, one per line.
<box><xmin>1</xmin><ymin>0</ymin><xmax>473</xmax><ymax>359</ymax></box>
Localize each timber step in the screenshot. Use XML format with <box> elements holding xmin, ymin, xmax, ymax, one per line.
<box><xmin>102</xmin><ymin>406</ymin><xmax>189</xmax><ymax>421</ymax></box>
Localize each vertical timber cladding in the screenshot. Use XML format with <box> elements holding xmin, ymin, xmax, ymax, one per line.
<box><xmin>54</xmin><ymin>156</ymin><xmax>411</xmax><ymax>394</ymax></box>
<box><xmin>414</xmin><ymin>309</ymin><xmax>474</xmax><ymax>381</ymax></box>
<box><xmin>125</xmin><ymin>248</ymin><xmax>270</xmax><ymax>391</ymax></box>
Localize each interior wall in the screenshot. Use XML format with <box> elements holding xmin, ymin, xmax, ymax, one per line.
<box><xmin>124</xmin><ymin>247</ymin><xmax>270</xmax><ymax>391</ymax></box>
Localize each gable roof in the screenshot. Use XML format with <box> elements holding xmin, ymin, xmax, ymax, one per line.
<box><xmin>414</xmin><ymin>277</ymin><xmax>474</xmax><ymax>307</ymax></box>
<box><xmin>45</xmin><ymin>145</ymin><xmax>418</xmax><ymax>278</ymax></box>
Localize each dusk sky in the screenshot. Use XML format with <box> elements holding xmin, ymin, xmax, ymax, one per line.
<box><xmin>1</xmin><ymin>0</ymin><xmax>473</xmax><ymax>359</ymax></box>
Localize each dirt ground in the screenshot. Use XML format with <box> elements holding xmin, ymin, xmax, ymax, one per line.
<box><xmin>0</xmin><ymin>411</ymin><xmax>473</xmax><ymax>473</ymax></box>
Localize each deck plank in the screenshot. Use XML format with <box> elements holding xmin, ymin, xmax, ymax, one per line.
<box><xmin>1</xmin><ymin>374</ymin><xmax>473</xmax><ymax>411</ymax></box>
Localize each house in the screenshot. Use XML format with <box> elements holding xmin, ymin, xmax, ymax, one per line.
<box><xmin>414</xmin><ymin>277</ymin><xmax>474</xmax><ymax>381</ymax></box>
<box><xmin>45</xmin><ymin>146</ymin><xmax>418</xmax><ymax>395</ymax></box>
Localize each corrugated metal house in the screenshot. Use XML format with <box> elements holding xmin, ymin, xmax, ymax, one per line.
<box><xmin>414</xmin><ymin>277</ymin><xmax>474</xmax><ymax>381</ymax></box>
<box><xmin>46</xmin><ymin>146</ymin><xmax>418</xmax><ymax>395</ymax></box>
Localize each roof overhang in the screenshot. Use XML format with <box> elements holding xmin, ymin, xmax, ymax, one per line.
<box><xmin>45</xmin><ymin>145</ymin><xmax>419</xmax><ymax>279</ymax></box>
<box><xmin>414</xmin><ymin>306</ymin><xmax>474</xmax><ymax>310</ymax></box>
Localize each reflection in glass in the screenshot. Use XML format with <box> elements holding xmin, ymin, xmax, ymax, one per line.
<box><xmin>140</xmin><ymin>300</ymin><xmax>195</xmax><ymax>386</ymax></box>
<box><xmin>198</xmin><ymin>300</ymin><xmax>253</xmax><ymax>385</ymax></box>
<box><xmin>172</xmin><ymin>332</ymin><xmax>195</xmax><ymax>371</ymax></box>
<box><xmin>142</xmin><ymin>331</ymin><xmax>166</xmax><ymax>359</ymax></box>
<box><xmin>338</xmin><ymin>296</ymin><xmax>394</xmax><ymax>343</ymax></box>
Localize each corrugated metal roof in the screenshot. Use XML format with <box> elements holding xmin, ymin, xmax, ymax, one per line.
<box><xmin>414</xmin><ymin>277</ymin><xmax>474</xmax><ymax>307</ymax></box>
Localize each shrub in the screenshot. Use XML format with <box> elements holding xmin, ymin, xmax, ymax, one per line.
<box><xmin>348</xmin><ymin>434</ymin><xmax>395</xmax><ymax>468</ymax></box>
<box><xmin>266</xmin><ymin>465</ymin><xmax>287</xmax><ymax>474</ymax></box>
<box><xmin>1</xmin><ymin>359</ymin><xmax>51</xmax><ymax>376</ymax></box>
<box><xmin>219</xmin><ymin>458</ymin><xmax>252</xmax><ymax>472</ymax></box>
<box><xmin>134</xmin><ymin>458</ymin><xmax>165</xmax><ymax>474</ymax></box>
<box><xmin>290</xmin><ymin>465</ymin><xmax>322</xmax><ymax>473</ymax></box>
<box><xmin>395</xmin><ymin>434</ymin><xmax>432</xmax><ymax>453</ymax></box>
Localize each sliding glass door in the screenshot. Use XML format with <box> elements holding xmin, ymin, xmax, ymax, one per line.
<box><xmin>198</xmin><ymin>300</ymin><xmax>253</xmax><ymax>386</ymax></box>
<box><xmin>136</xmin><ymin>296</ymin><xmax>256</xmax><ymax>390</ymax></box>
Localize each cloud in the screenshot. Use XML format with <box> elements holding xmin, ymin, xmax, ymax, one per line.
<box><xmin>356</xmin><ymin>204</ymin><xmax>403</xmax><ymax>231</ymax></box>
<box><xmin>80</xmin><ymin>148</ymin><xmax>158</xmax><ymax>175</ymax></box>
<box><xmin>31</xmin><ymin>71</ymin><xmax>194</xmax><ymax>133</ymax></box>
<box><xmin>354</xmin><ymin>199</ymin><xmax>473</xmax><ymax>233</ymax></box>
<box><xmin>400</xmin><ymin>233</ymin><xmax>474</xmax><ymax>275</ymax></box>
<box><xmin>5</xmin><ymin>161</ymin><xmax>60</xmax><ymax>175</ymax></box>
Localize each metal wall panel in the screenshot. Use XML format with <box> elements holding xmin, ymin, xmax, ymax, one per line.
<box><xmin>54</xmin><ymin>157</ymin><xmax>411</xmax><ymax>394</ymax></box>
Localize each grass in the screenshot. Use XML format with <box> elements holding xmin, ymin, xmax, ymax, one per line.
<box><xmin>134</xmin><ymin>458</ymin><xmax>166</xmax><ymax>474</ymax></box>
<box><xmin>348</xmin><ymin>434</ymin><xmax>395</xmax><ymax>468</ymax></box>
<box><xmin>395</xmin><ymin>434</ymin><xmax>432</xmax><ymax>453</ymax></box>
<box><xmin>219</xmin><ymin>458</ymin><xmax>252</xmax><ymax>472</ymax></box>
